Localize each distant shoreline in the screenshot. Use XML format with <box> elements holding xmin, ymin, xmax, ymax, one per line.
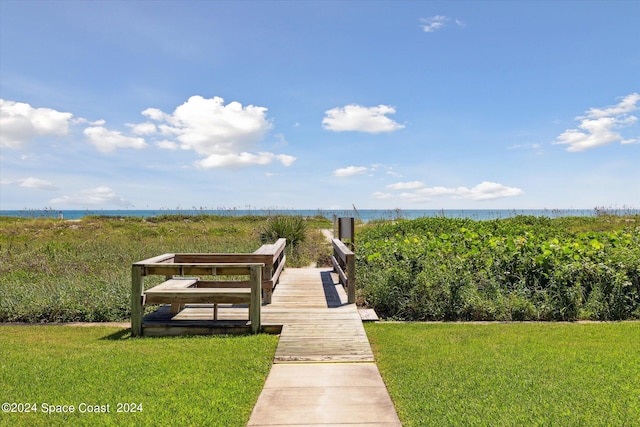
<box><xmin>2</xmin><ymin>207</ymin><xmax>638</xmax><ymax>222</ymax></box>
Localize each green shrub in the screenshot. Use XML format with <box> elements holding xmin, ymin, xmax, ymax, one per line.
<box><xmin>357</xmin><ymin>216</ymin><xmax>640</xmax><ymax>321</ymax></box>
<box><xmin>260</xmin><ymin>215</ymin><xmax>307</xmax><ymax>246</ymax></box>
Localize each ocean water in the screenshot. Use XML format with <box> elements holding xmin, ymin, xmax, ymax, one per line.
<box><xmin>0</xmin><ymin>208</ymin><xmax>630</xmax><ymax>222</ymax></box>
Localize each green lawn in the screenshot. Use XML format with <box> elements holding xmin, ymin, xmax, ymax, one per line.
<box><xmin>366</xmin><ymin>322</ymin><xmax>640</xmax><ymax>426</ymax></box>
<box><xmin>0</xmin><ymin>326</ymin><xmax>277</xmax><ymax>426</ymax></box>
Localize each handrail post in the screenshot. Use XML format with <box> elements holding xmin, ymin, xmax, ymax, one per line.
<box><xmin>131</xmin><ymin>264</ymin><xmax>144</xmax><ymax>337</ymax></box>
<box><xmin>250</xmin><ymin>265</ymin><xmax>262</xmax><ymax>334</ymax></box>
<box><xmin>347</xmin><ymin>253</ymin><xmax>356</xmax><ymax>304</ymax></box>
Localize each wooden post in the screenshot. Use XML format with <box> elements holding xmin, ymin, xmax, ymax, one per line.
<box><xmin>346</xmin><ymin>253</ymin><xmax>356</xmax><ymax>304</ymax></box>
<box><xmin>250</xmin><ymin>265</ymin><xmax>262</xmax><ymax>334</ymax></box>
<box><xmin>131</xmin><ymin>265</ymin><xmax>144</xmax><ymax>337</ymax></box>
<box><xmin>263</xmin><ymin>263</ymin><xmax>273</xmax><ymax>304</ymax></box>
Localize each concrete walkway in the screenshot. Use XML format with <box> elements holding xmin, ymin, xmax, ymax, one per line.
<box><xmin>248</xmin><ymin>268</ymin><xmax>401</xmax><ymax>426</ymax></box>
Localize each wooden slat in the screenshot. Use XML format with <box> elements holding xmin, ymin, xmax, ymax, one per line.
<box><xmin>145</xmin><ymin>278</ymin><xmax>197</xmax><ymax>291</ymax></box>
<box><xmin>134</xmin><ymin>253</ymin><xmax>175</xmax><ymax>265</ymax></box>
<box><xmin>143</xmin><ymin>263</ymin><xmax>266</xmax><ymax>277</ymax></box>
<box><xmin>173</xmin><ymin>254</ymin><xmax>271</xmax><ymax>264</ymax></box>
<box><xmin>145</xmin><ymin>288</ymin><xmax>251</xmax><ymax>305</ymax></box>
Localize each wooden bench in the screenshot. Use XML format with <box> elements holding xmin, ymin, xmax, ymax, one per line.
<box><xmin>132</xmin><ymin>261</ymin><xmax>264</xmax><ymax>336</ymax></box>
<box><xmin>145</xmin><ymin>280</ymin><xmax>252</xmax><ymax>320</ymax></box>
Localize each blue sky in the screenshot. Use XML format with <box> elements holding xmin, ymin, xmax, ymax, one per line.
<box><xmin>1</xmin><ymin>0</ymin><xmax>638</xmax><ymax>210</ymax></box>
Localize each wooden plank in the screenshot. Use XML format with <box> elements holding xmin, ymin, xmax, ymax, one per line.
<box><xmin>145</xmin><ymin>278</ymin><xmax>197</xmax><ymax>292</ymax></box>
<box><xmin>173</xmin><ymin>254</ymin><xmax>271</xmax><ymax>264</ymax></box>
<box><xmin>134</xmin><ymin>253</ymin><xmax>175</xmax><ymax>266</ymax></box>
<box><xmin>145</xmin><ymin>288</ymin><xmax>251</xmax><ymax>304</ymax></box>
<box><xmin>331</xmin><ymin>255</ymin><xmax>348</xmax><ymax>286</ymax></box>
<box><xmin>331</xmin><ymin>238</ymin><xmax>353</xmax><ymax>264</ymax></box>
<box><xmin>359</xmin><ymin>308</ymin><xmax>379</xmax><ymax>321</ymax></box>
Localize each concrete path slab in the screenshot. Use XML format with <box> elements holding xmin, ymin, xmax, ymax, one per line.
<box><xmin>248</xmin><ymin>363</ymin><xmax>401</xmax><ymax>426</ymax></box>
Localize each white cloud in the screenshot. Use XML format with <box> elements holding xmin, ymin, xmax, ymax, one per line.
<box><xmin>196</xmin><ymin>152</ymin><xmax>296</xmax><ymax>169</ymax></box>
<box><xmin>322</xmin><ymin>104</ymin><xmax>404</xmax><ymax>133</ymax></box>
<box><xmin>83</xmin><ymin>126</ymin><xmax>148</xmax><ymax>153</ymax></box>
<box><xmin>417</xmin><ymin>186</ymin><xmax>458</xmax><ymax>197</ymax></box>
<box><xmin>585</xmin><ymin>93</ymin><xmax>640</xmax><ymax>118</ymax></box>
<box><xmin>139</xmin><ymin>95</ymin><xmax>294</xmax><ymax>168</ymax></box>
<box><xmin>19</xmin><ymin>177</ymin><xmax>58</xmax><ymax>191</ymax></box>
<box><xmin>155</xmin><ymin>140</ymin><xmax>179</xmax><ymax>150</ymax></box>
<box><xmin>554</xmin><ymin>93</ymin><xmax>640</xmax><ymax>151</ymax></box>
<box><xmin>420</xmin><ymin>15</ymin><xmax>465</xmax><ymax>33</ymax></box>
<box><xmin>0</xmin><ymin>99</ymin><xmax>73</xmax><ymax>149</ymax></box>
<box><xmin>450</xmin><ymin>181</ymin><xmax>524</xmax><ymax>201</ymax></box>
<box><xmin>383</xmin><ymin>181</ymin><xmax>523</xmax><ymax>202</ymax></box>
<box><xmin>420</xmin><ymin>15</ymin><xmax>448</xmax><ymax>32</ymax></box>
<box><xmin>333</xmin><ymin>166</ymin><xmax>369</xmax><ymax>177</ymax></box>
<box><xmin>50</xmin><ymin>186</ymin><xmax>132</xmax><ymax>207</ymax></box>
<box><xmin>387</xmin><ymin>181</ymin><xmax>424</xmax><ymax>190</ymax></box>
<box><xmin>127</xmin><ymin>122</ymin><xmax>157</xmax><ymax>135</ymax></box>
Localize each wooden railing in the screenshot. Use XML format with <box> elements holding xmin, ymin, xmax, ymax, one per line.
<box><xmin>331</xmin><ymin>238</ymin><xmax>356</xmax><ymax>304</ymax></box>
<box><xmin>252</xmin><ymin>238</ymin><xmax>287</xmax><ymax>304</ymax></box>
<box><xmin>131</xmin><ymin>238</ymin><xmax>287</xmax><ymax>336</ymax></box>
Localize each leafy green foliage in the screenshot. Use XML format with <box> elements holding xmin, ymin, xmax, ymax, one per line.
<box><xmin>357</xmin><ymin>216</ymin><xmax>640</xmax><ymax>320</ymax></box>
<box><xmin>259</xmin><ymin>215</ymin><xmax>308</xmax><ymax>246</ymax></box>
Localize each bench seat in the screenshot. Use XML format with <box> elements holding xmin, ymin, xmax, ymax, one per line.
<box><xmin>144</xmin><ymin>280</ymin><xmax>252</xmax><ymax>320</ymax></box>
<box><xmin>145</xmin><ymin>287</ymin><xmax>252</xmax><ymax>304</ymax></box>
<box><xmin>145</xmin><ymin>278</ymin><xmax>197</xmax><ymax>313</ymax></box>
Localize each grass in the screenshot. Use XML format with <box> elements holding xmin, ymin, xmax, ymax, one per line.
<box><xmin>0</xmin><ymin>215</ymin><xmax>332</xmax><ymax>322</ymax></box>
<box><xmin>366</xmin><ymin>322</ymin><xmax>640</xmax><ymax>426</ymax></box>
<box><xmin>0</xmin><ymin>325</ymin><xmax>278</xmax><ymax>426</ymax></box>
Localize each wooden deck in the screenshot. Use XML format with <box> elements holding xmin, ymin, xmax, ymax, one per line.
<box><xmin>141</xmin><ymin>268</ymin><xmax>374</xmax><ymax>362</ymax></box>
<box><xmin>266</xmin><ymin>268</ymin><xmax>373</xmax><ymax>363</ymax></box>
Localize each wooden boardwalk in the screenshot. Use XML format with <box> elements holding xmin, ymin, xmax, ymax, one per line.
<box><xmin>248</xmin><ymin>267</ymin><xmax>400</xmax><ymax>426</ymax></box>
<box><xmin>142</xmin><ymin>267</ymin><xmax>374</xmax><ymax>363</ymax></box>
<box><xmin>263</xmin><ymin>268</ymin><xmax>374</xmax><ymax>363</ymax></box>
<box><xmin>143</xmin><ymin>266</ymin><xmax>400</xmax><ymax>425</ymax></box>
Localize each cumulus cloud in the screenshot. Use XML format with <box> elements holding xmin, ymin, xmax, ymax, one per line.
<box><xmin>50</xmin><ymin>186</ymin><xmax>132</xmax><ymax>207</ymax></box>
<box><xmin>333</xmin><ymin>166</ymin><xmax>369</xmax><ymax>177</ymax></box>
<box><xmin>554</xmin><ymin>93</ymin><xmax>639</xmax><ymax>151</ymax></box>
<box><xmin>381</xmin><ymin>181</ymin><xmax>523</xmax><ymax>203</ymax></box>
<box><xmin>127</xmin><ymin>122</ymin><xmax>157</xmax><ymax>135</ymax></box>
<box><xmin>137</xmin><ymin>95</ymin><xmax>294</xmax><ymax>168</ymax></box>
<box><xmin>386</xmin><ymin>181</ymin><xmax>424</xmax><ymax>190</ymax></box>
<box><xmin>448</xmin><ymin>181</ymin><xmax>524</xmax><ymax>201</ymax></box>
<box><xmin>322</xmin><ymin>104</ymin><xmax>404</xmax><ymax>133</ymax></box>
<box><xmin>83</xmin><ymin>126</ymin><xmax>148</xmax><ymax>153</ymax></box>
<box><xmin>0</xmin><ymin>99</ymin><xmax>73</xmax><ymax>149</ymax></box>
<box><xmin>420</xmin><ymin>15</ymin><xmax>465</xmax><ymax>33</ymax></box>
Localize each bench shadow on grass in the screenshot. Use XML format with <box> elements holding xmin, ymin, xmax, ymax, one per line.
<box><xmin>101</xmin><ymin>328</ymin><xmax>132</xmax><ymax>340</ymax></box>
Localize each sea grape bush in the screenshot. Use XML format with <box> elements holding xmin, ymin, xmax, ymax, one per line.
<box><xmin>357</xmin><ymin>216</ymin><xmax>640</xmax><ymax>321</ymax></box>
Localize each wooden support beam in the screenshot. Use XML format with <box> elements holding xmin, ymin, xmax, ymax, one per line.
<box><xmin>131</xmin><ymin>265</ymin><xmax>144</xmax><ymax>337</ymax></box>
<box><xmin>250</xmin><ymin>265</ymin><xmax>262</xmax><ymax>334</ymax></box>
